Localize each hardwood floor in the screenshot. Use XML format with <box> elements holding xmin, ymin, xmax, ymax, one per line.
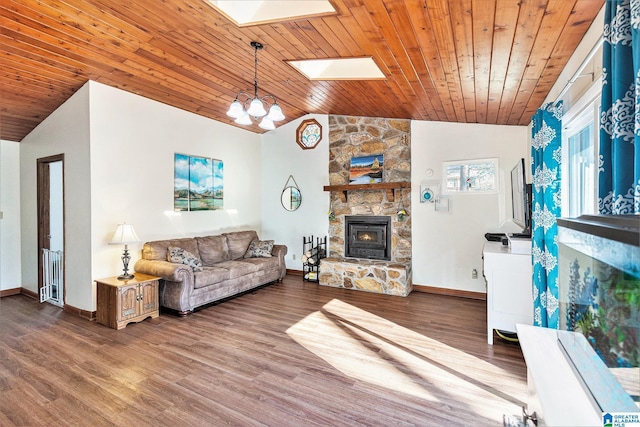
<box><xmin>0</xmin><ymin>276</ymin><xmax>527</xmax><ymax>426</ymax></box>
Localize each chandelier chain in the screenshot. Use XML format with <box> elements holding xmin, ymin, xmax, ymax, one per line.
<box><xmin>254</xmin><ymin>43</ymin><xmax>259</xmax><ymax>98</ymax></box>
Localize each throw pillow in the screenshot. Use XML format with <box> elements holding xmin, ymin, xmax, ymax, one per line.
<box><xmin>243</xmin><ymin>240</ymin><xmax>274</xmax><ymax>258</ymax></box>
<box><xmin>224</xmin><ymin>231</ymin><xmax>259</xmax><ymax>260</ymax></box>
<box><xmin>167</xmin><ymin>246</ymin><xmax>203</xmax><ymax>271</ymax></box>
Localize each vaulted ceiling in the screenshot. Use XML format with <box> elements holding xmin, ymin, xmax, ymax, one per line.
<box><xmin>0</xmin><ymin>0</ymin><xmax>604</xmax><ymax>142</ymax></box>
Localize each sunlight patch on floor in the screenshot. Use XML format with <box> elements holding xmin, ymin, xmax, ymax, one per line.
<box><xmin>286</xmin><ymin>310</ymin><xmax>438</xmax><ymax>401</ymax></box>
<box><xmin>324</xmin><ymin>299</ymin><xmax>516</xmax><ymax>376</ymax></box>
<box><xmin>286</xmin><ymin>298</ymin><xmax>527</xmax><ymax>413</ymax></box>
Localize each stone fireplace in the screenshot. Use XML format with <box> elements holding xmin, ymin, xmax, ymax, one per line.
<box><xmin>319</xmin><ymin>115</ymin><xmax>412</xmax><ymax>296</ymax></box>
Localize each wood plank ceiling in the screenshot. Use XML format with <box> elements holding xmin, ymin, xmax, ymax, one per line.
<box><xmin>0</xmin><ymin>0</ymin><xmax>604</xmax><ymax>142</ymax></box>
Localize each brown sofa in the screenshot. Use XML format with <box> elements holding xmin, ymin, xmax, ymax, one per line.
<box><xmin>133</xmin><ymin>230</ymin><xmax>287</xmax><ymax>315</ymax></box>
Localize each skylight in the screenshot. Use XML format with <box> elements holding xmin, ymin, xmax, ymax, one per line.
<box><xmin>287</xmin><ymin>57</ymin><xmax>386</xmax><ymax>80</ymax></box>
<box><xmin>207</xmin><ymin>1</ymin><xmax>336</xmax><ymax>26</ymax></box>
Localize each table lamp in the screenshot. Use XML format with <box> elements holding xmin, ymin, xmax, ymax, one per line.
<box><xmin>109</xmin><ymin>222</ymin><xmax>140</xmax><ymax>280</ymax></box>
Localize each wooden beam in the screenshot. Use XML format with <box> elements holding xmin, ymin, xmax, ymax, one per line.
<box><xmin>323</xmin><ymin>181</ymin><xmax>410</xmax><ymax>202</ymax></box>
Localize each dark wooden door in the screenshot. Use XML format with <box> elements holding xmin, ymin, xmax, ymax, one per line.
<box><xmin>37</xmin><ymin>154</ymin><xmax>65</xmax><ymax>305</ymax></box>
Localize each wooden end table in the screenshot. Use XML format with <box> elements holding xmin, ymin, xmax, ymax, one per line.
<box><xmin>95</xmin><ymin>273</ymin><xmax>160</xmax><ymax>330</ymax></box>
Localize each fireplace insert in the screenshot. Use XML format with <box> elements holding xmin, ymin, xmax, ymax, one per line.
<box><xmin>345</xmin><ymin>215</ymin><xmax>391</xmax><ymax>261</ymax></box>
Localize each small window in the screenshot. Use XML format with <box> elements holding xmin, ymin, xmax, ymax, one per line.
<box><xmin>296</xmin><ymin>119</ymin><xmax>322</xmax><ymax>150</ymax></box>
<box><xmin>442</xmin><ymin>158</ymin><xmax>498</xmax><ymax>194</ymax></box>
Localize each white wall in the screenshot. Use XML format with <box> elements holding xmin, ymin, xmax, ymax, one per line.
<box><xmin>88</xmin><ymin>81</ymin><xmax>262</xmax><ymax>307</ymax></box>
<box><xmin>261</xmin><ymin>114</ymin><xmax>529</xmax><ymax>292</ymax></box>
<box><xmin>411</xmin><ymin>121</ymin><xmax>529</xmax><ymax>293</ymax></box>
<box><xmin>1</xmin><ymin>140</ymin><xmax>22</xmax><ymax>291</ymax></box>
<box><xmin>546</xmin><ymin>6</ymin><xmax>604</xmax><ymax>218</ymax></box>
<box><xmin>20</xmin><ymin>84</ymin><xmax>91</xmax><ymax>309</ymax></box>
<box><xmin>543</xmin><ymin>6</ymin><xmax>605</xmax><ymax>107</ymax></box>
<box><xmin>261</xmin><ymin>115</ymin><xmax>330</xmax><ymax>270</ymax></box>
<box><xmin>18</xmin><ymin>81</ymin><xmax>261</xmax><ymax>311</ymax></box>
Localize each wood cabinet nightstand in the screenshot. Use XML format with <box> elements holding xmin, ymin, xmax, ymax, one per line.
<box><xmin>96</xmin><ymin>273</ymin><xmax>160</xmax><ymax>330</ymax></box>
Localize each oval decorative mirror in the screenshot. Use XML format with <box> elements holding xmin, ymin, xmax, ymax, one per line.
<box><xmin>281</xmin><ymin>175</ymin><xmax>301</xmax><ymax>211</ymax></box>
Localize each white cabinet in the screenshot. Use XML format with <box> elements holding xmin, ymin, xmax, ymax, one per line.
<box><xmin>517</xmin><ymin>325</ymin><xmax>608</xmax><ymax>427</ymax></box>
<box><xmin>483</xmin><ymin>240</ymin><xmax>533</xmax><ymax>344</ymax></box>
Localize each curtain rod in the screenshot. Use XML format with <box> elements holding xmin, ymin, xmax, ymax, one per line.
<box><xmin>553</xmin><ymin>36</ymin><xmax>604</xmax><ymax>104</ymax></box>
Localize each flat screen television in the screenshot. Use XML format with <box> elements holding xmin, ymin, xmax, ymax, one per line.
<box><xmin>511</xmin><ymin>158</ymin><xmax>532</xmax><ymax>236</ymax></box>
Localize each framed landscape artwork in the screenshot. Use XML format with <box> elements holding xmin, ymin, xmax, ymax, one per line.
<box><xmin>349</xmin><ymin>154</ymin><xmax>384</xmax><ymax>184</ymax></box>
<box><xmin>174</xmin><ymin>153</ymin><xmax>224</xmax><ymax>211</ymax></box>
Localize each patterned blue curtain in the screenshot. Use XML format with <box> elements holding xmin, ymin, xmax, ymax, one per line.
<box><xmin>599</xmin><ymin>0</ymin><xmax>640</xmax><ymax>214</ymax></box>
<box><xmin>531</xmin><ymin>101</ymin><xmax>563</xmax><ymax>328</ymax></box>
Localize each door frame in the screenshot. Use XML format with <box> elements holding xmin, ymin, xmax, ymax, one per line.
<box><xmin>37</xmin><ymin>153</ymin><xmax>65</xmax><ymax>304</ymax></box>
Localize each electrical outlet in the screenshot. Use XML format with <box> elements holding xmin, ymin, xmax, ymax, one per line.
<box><xmin>472</xmin><ymin>268</ymin><xmax>478</xmax><ymax>279</ymax></box>
<box><xmin>292</xmin><ymin>254</ymin><xmax>296</xmax><ymax>260</ymax></box>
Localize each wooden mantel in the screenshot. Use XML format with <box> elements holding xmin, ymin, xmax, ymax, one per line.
<box><xmin>323</xmin><ymin>182</ymin><xmax>411</xmax><ymax>203</ymax></box>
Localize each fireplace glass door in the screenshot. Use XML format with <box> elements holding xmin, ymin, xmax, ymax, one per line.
<box><xmin>345</xmin><ymin>215</ymin><xmax>391</xmax><ymax>261</ymax></box>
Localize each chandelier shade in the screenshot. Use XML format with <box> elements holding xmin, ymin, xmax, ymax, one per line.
<box><xmin>234</xmin><ymin>112</ymin><xmax>252</xmax><ymax>125</ymax></box>
<box><xmin>226</xmin><ymin>99</ymin><xmax>245</xmax><ymax>119</ymax></box>
<box><xmin>259</xmin><ymin>117</ymin><xmax>275</xmax><ymax>130</ymax></box>
<box><xmin>227</xmin><ymin>41</ymin><xmax>284</xmax><ymax>129</ymax></box>
<box><xmin>266</xmin><ymin>103</ymin><xmax>285</xmax><ymax>121</ymax></box>
<box><xmin>247</xmin><ymin>98</ymin><xmax>267</xmax><ymax>117</ymax></box>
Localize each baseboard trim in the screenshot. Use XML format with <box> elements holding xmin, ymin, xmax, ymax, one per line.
<box><xmin>286</xmin><ymin>269</ymin><xmax>303</xmax><ymax>277</ymax></box>
<box><xmin>20</xmin><ymin>288</ymin><xmax>38</xmax><ymax>299</ymax></box>
<box><xmin>6</xmin><ymin>288</ymin><xmax>96</xmax><ymax>320</ymax></box>
<box><xmin>412</xmin><ymin>284</ymin><xmax>486</xmax><ymax>301</ymax></box>
<box><xmin>63</xmin><ymin>304</ymin><xmax>96</xmax><ymax>321</ymax></box>
<box><xmin>0</xmin><ymin>288</ymin><xmax>22</xmax><ymax>298</ymax></box>
<box><xmin>283</xmin><ymin>271</ymin><xmax>486</xmax><ymax>301</ymax></box>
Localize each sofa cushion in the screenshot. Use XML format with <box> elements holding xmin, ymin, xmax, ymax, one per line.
<box><xmin>224</xmin><ymin>231</ymin><xmax>259</xmax><ymax>260</ymax></box>
<box><xmin>243</xmin><ymin>240</ymin><xmax>274</xmax><ymax>258</ymax></box>
<box><xmin>143</xmin><ymin>238</ymin><xmax>199</xmax><ymax>261</ymax></box>
<box><xmin>215</xmin><ymin>260</ymin><xmax>259</xmax><ymax>279</ymax></box>
<box><xmin>196</xmin><ymin>235</ymin><xmax>230</xmax><ymax>265</ymax></box>
<box><xmin>240</xmin><ymin>256</ymin><xmax>280</xmax><ymax>270</ymax></box>
<box><xmin>167</xmin><ymin>246</ymin><xmax>203</xmax><ymax>271</ymax></box>
<box><xmin>193</xmin><ymin>267</ymin><xmax>229</xmax><ymax>289</ymax></box>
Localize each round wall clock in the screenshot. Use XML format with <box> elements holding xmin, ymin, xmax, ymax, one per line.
<box><xmin>296</xmin><ymin>119</ymin><xmax>322</xmax><ymax>150</ymax></box>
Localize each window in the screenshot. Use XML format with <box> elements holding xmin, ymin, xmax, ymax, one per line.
<box><xmin>567</xmin><ymin>123</ymin><xmax>595</xmax><ymax>216</ymax></box>
<box><xmin>442</xmin><ymin>158</ymin><xmax>498</xmax><ymax>194</ymax></box>
<box><xmin>561</xmin><ymin>81</ymin><xmax>600</xmax><ymax>217</ymax></box>
<box><xmin>296</xmin><ymin>119</ymin><xmax>322</xmax><ymax>150</ymax></box>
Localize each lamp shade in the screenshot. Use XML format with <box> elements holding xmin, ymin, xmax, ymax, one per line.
<box><xmin>259</xmin><ymin>117</ymin><xmax>275</xmax><ymax>130</ymax></box>
<box><xmin>226</xmin><ymin>99</ymin><xmax>245</xmax><ymax>118</ymax></box>
<box><xmin>234</xmin><ymin>112</ymin><xmax>252</xmax><ymax>125</ymax></box>
<box><xmin>109</xmin><ymin>223</ymin><xmax>140</xmax><ymax>245</ymax></box>
<box><xmin>266</xmin><ymin>103</ymin><xmax>285</xmax><ymax>121</ymax></box>
<box><xmin>247</xmin><ymin>98</ymin><xmax>267</xmax><ymax>117</ymax></box>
